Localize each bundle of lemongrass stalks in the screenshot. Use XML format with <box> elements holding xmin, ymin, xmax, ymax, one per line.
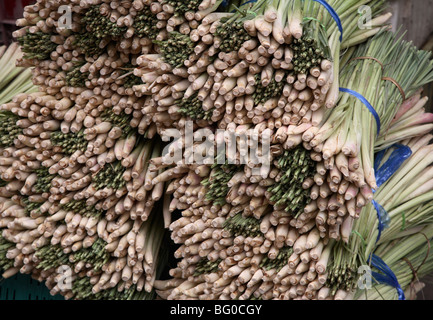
<box><xmin>0</xmin><ymin>43</ymin><xmax>37</xmax><ymax>105</ymax></box>
<box><xmin>269</xmin><ymin>31</ymin><xmax>433</xmax><ymax>240</ymax></box>
<box><xmin>152</xmin><ymin>33</ymin><xmax>433</xmax><ymax>300</ymax></box>
<box><xmin>3</xmin><ymin>0</ymin><xmax>433</xmax><ymax>301</ymax></box>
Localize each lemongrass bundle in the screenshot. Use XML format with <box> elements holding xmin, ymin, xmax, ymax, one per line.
<box><xmin>0</xmin><ymin>91</ymin><xmax>170</xmax><ymax>299</ymax></box>
<box><xmin>266</xmin><ymin>32</ymin><xmax>433</xmax><ymax>240</ymax></box>
<box><xmin>5</xmin><ymin>0</ymin><xmax>433</xmax><ymax>302</ymax></box>
<box><xmin>307</xmin><ymin>32</ymin><xmax>433</xmax><ymax>189</ymax></box>
<box><xmin>322</xmin><ymin>134</ymin><xmax>433</xmax><ymax>297</ymax></box>
<box><xmin>148</xmin><ymin>142</ymin><xmax>333</xmax><ymax>300</ymax></box>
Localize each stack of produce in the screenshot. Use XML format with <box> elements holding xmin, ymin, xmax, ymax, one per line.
<box><xmin>1</xmin><ymin>0</ymin><xmax>433</xmax><ymax>301</ymax></box>
<box><xmin>278</xmin><ymin>31</ymin><xmax>433</xmax><ymax>239</ymax></box>
<box><xmin>356</xmin><ymin>226</ymin><xmax>433</xmax><ymax>300</ymax></box>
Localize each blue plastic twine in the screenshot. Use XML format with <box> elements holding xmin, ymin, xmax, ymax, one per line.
<box><xmin>374</xmin><ymin>144</ymin><xmax>413</xmax><ymax>189</ymax></box>
<box><xmin>370</xmin><ymin>254</ymin><xmax>405</xmax><ymax>300</ymax></box>
<box><xmin>339</xmin><ymin>88</ymin><xmax>381</xmax><ymax>136</ymax></box>
<box><xmin>221</xmin><ymin>0</ymin><xmax>230</xmax><ymax>7</ymax></box>
<box><xmin>312</xmin><ymin>0</ymin><xmax>343</xmax><ymax>41</ymax></box>
<box><xmin>372</xmin><ymin>144</ymin><xmax>412</xmax><ymax>243</ymax></box>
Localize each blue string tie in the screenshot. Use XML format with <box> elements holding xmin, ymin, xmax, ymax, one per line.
<box><xmin>371</xmin><ymin>200</ymin><xmax>389</xmax><ymax>243</ymax></box>
<box><xmin>370</xmin><ymin>254</ymin><xmax>405</xmax><ymax>300</ymax></box>
<box><xmin>339</xmin><ymin>87</ymin><xmax>381</xmax><ymax>136</ymax></box>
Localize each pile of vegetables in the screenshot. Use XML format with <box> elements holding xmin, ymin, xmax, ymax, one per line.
<box><xmin>0</xmin><ymin>0</ymin><xmax>433</xmax><ymax>301</ymax></box>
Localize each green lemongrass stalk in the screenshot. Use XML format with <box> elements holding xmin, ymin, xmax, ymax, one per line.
<box><xmin>383</xmin><ymin>202</ymin><xmax>433</xmax><ymax>242</ymax></box>
<box><xmin>65</xmin><ymin>62</ymin><xmax>89</xmax><ymax>88</ymax></box>
<box><xmin>133</xmin><ymin>5</ymin><xmax>160</xmax><ymax>40</ymax></box>
<box><xmin>260</xmin><ymin>246</ymin><xmax>294</xmax><ymax>271</ymax></box>
<box><xmin>368</xmin><ymin>161</ymin><xmax>433</xmax><ymax>250</ymax></box>
<box><xmin>100</xmin><ymin>108</ymin><xmax>136</xmax><ymax>138</ymax></box>
<box><xmin>202</xmin><ymin>162</ymin><xmax>240</xmax><ymax>206</ymax></box>
<box><xmin>376</xmin><ymin>128</ymin><xmax>433</xmax><ymax>154</ymax></box>
<box><xmin>94</xmin><ymin>160</ymin><xmax>127</xmax><ymax>190</ymax></box>
<box><xmin>379</xmin><ymin>42</ymin><xmax>433</xmax><ymax>131</ymax></box>
<box><xmin>166</xmin><ymin>0</ymin><xmax>210</xmax><ymax>17</ymax></box>
<box><xmin>0</xmin><ymin>111</ymin><xmax>21</xmax><ymax>148</ymax></box>
<box><xmin>51</xmin><ymin>130</ymin><xmax>88</xmax><ymax>155</ymax></box>
<box><xmin>17</xmin><ymin>31</ymin><xmax>57</xmax><ymax>60</ymax></box>
<box><xmin>81</xmin><ymin>5</ymin><xmax>127</xmax><ymax>39</ymax></box>
<box><xmin>0</xmin><ymin>234</ymin><xmax>15</xmax><ymax>273</ymax></box>
<box><xmin>375</xmin><ymin>226</ymin><xmax>433</xmax><ymax>267</ymax></box>
<box><xmin>70</xmin><ymin>238</ymin><xmax>110</xmax><ymax>272</ymax></box>
<box><xmin>303</xmin><ymin>0</ymin><xmax>386</xmax><ymax>40</ymax></box>
<box><xmin>376</xmin><ymin>113</ymin><xmax>433</xmax><ymax>143</ymax></box>
<box><xmin>223</xmin><ymin>213</ymin><xmax>262</xmax><ymax>237</ymax></box>
<box><xmin>341</xmin><ymin>26</ymin><xmax>391</xmax><ymax>50</ymax></box>
<box><xmin>61</xmin><ymin>199</ymin><xmax>105</xmax><ymax>219</ymax></box>
<box><xmin>326</xmin><ymin>240</ymin><xmax>361</xmax><ymax>294</ymax></box>
<box><xmin>36</xmin><ymin>244</ymin><xmax>71</xmax><ymax>271</ymax></box>
<box><xmin>268</xmin><ymin>146</ymin><xmax>315</xmax><ymax>216</ymax></box>
<box><xmin>373</xmin><ymin>143</ymin><xmax>433</xmax><ymax>212</ymax></box>
<box><xmin>375</xmin><ymin>96</ymin><xmax>433</xmax><ymax>150</ymax></box>
<box><xmin>194</xmin><ymin>257</ymin><xmax>222</xmax><ymax>276</ymax></box>
<box><xmin>154</xmin><ymin>32</ymin><xmax>196</xmax><ymax>68</ymax></box>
